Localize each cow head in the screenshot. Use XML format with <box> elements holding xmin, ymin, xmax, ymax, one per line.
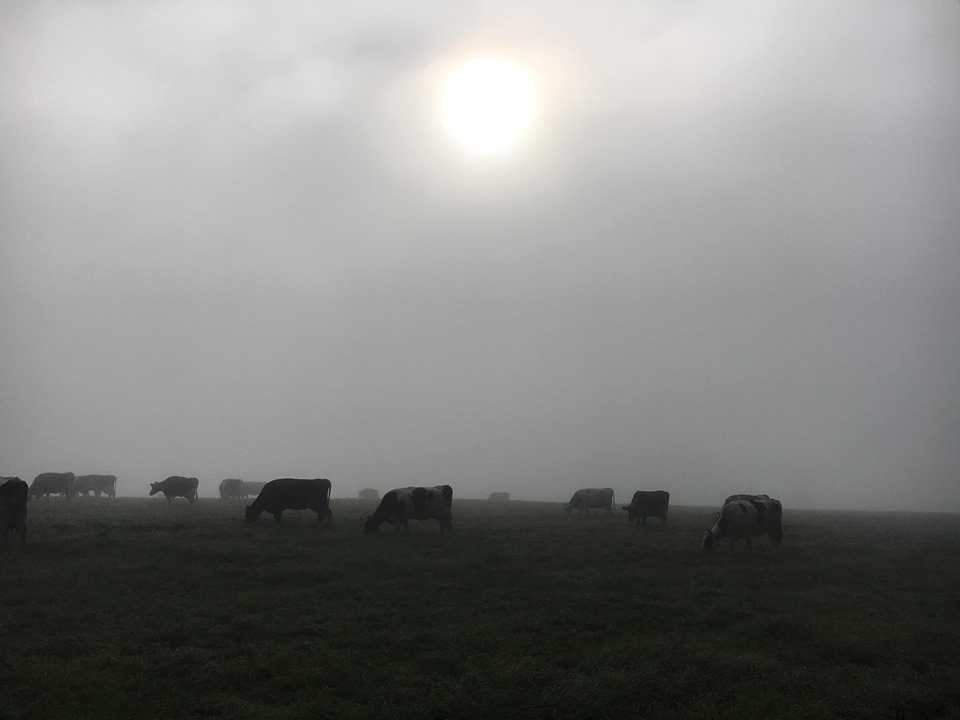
<box><xmin>700</xmin><ymin>530</ymin><xmax>718</xmax><ymax>553</ymax></box>
<box><xmin>244</xmin><ymin>505</ymin><xmax>260</xmax><ymax>523</ymax></box>
<box><xmin>363</xmin><ymin>516</ymin><xmax>380</xmax><ymax>533</ymax></box>
<box><xmin>148</xmin><ymin>482</ymin><xmax>160</xmax><ymax>496</ymax></box>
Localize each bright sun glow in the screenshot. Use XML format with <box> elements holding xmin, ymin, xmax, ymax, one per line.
<box><xmin>441</xmin><ymin>57</ymin><xmax>536</xmax><ymax>155</ymax></box>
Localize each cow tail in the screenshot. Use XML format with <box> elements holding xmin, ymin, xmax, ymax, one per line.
<box><xmin>442</xmin><ymin>485</ymin><xmax>453</xmax><ymax>507</ymax></box>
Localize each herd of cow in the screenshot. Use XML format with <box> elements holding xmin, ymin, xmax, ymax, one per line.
<box><xmin>0</xmin><ymin>473</ymin><xmax>782</xmax><ymax>554</ymax></box>
<box><xmin>568</xmin><ymin>488</ymin><xmax>783</xmax><ymax>552</ymax></box>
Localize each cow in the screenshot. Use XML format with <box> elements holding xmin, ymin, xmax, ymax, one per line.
<box><xmin>564</xmin><ymin>488</ymin><xmax>615</xmax><ymax>515</ymax></box>
<box><xmin>28</xmin><ymin>472</ymin><xmax>75</xmax><ymax>500</ymax></box>
<box><xmin>149</xmin><ymin>476</ymin><xmax>199</xmax><ymax>503</ymax></box>
<box><xmin>622</xmin><ymin>490</ymin><xmax>670</xmax><ymax>526</ymax></box>
<box><xmin>244</xmin><ymin>478</ymin><xmax>332</xmax><ymax>523</ymax></box>
<box><xmin>0</xmin><ymin>477</ymin><xmax>28</xmax><ymax>548</ymax></box>
<box><xmin>488</xmin><ymin>492</ymin><xmax>510</xmax><ymax>502</ymax></box>
<box><xmin>74</xmin><ymin>474</ymin><xmax>117</xmax><ymax>498</ymax></box>
<box><xmin>364</xmin><ymin>485</ymin><xmax>453</xmax><ymax>535</ymax></box>
<box><xmin>219</xmin><ymin>478</ymin><xmax>243</xmax><ymax>499</ymax></box>
<box><xmin>358</xmin><ymin>487</ymin><xmax>379</xmax><ymax>500</ymax></box>
<box><xmin>239</xmin><ymin>480</ymin><xmax>266</xmax><ymax>498</ymax></box>
<box><xmin>701</xmin><ymin>497</ymin><xmax>783</xmax><ymax>552</ymax></box>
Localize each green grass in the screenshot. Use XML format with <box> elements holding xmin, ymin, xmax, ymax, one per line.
<box><xmin>2</xmin><ymin>499</ymin><xmax>958</xmax><ymax>719</ymax></box>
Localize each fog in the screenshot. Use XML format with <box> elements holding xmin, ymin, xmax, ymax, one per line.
<box><xmin>2</xmin><ymin>1</ymin><xmax>958</xmax><ymax>512</ymax></box>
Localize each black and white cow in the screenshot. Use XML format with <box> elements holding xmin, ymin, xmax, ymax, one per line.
<box><xmin>702</xmin><ymin>497</ymin><xmax>783</xmax><ymax>552</ymax></box>
<box><xmin>0</xmin><ymin>477</ymin><xmax>28</xmax><ymax>548</ymax></box>
<box><xmin>239</xmin><ymin>480</ymin><xmax>266</xmax><ymax>498</ymax></box>
<box><xmin>74</xmin><ymin>474</ymin><xmax>117</xmax><ymax>498</ymax></box>
<box><xmin>244</xmin><ymin>478</ymin><xmax>332</xmax><ymax>523</ymax></box>
<box><xmin>564</xmin><ymin>488</ymin><xmax>614</xmax><ymax>515</ymax></box>
<box><xmin>29</xmin><ymin>472</ymin><xmax>75</xmax><ymax>500</ymax></box>
<box><xmin>364</xmin><ymin>485</ymin><xmax>453</xmax><ymax>535</ymax></box>
<box><xmin>622</xmin><ymin>490</ymin><xmax>670</xmax><ymax>526</ymax></box>
<box><xmin>149</xmin><ymin>476</ymin><xmax>199</xmax><ymax>503</ymax></box>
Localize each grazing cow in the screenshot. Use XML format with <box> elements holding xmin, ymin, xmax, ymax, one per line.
<box><xmin>149</xmin><ymin>476</ymin><xmax>199</xmax><ymax>503</ymax></box>
<box><xmin>564</xmin><ymin>488</ymin><xmax>615</xmax><ymax>515</ymax></box>
<box><xmin>357</xmin><ymin>487</ymin><xmax>379</xmax><ymax>500</ymax></box>
<box><xmin>239</xmin><ymin>480</ymin><xmax>266</xmax><ymax>498</ymax></box>
<box><xmin>74</xmin><ymin>474</ymin><xmax>117</xmax><ymax>498</ymax></box>
<box><xmin>622</xmin><ymin>490</ymin><xmax>670</xmax><ymax>526</ymax></box>
<box><xmin>702</xmin><ymin>497</ymin><xmax>783</xmax><ymax>552</ymax></box>
<box><xmin>29</xmin><ymin>472</ymin><xmax>75</xmax><ymax>500</ymax></box>
<box><xmin>488</xmin><ymin>492</ymin><xmax>510</xmax><ymax>502</ymax></box>
<box><xmin>0</xmin><ymin>477</ymin><xmax>28</xmax><ymax>548</ymax></box>
<box><xmin>219</xmin><ymin>478</ymin><xmax>243</xmax><ymax>499</ymax></box>
<box><xmin>244</xmin><ymin>478</ymin><xmax>332</xmax><ymax>523</ymax></box>
<box><xmin>364</xmin><ymin>485</ymin><xmax>453</xmax><ymax>535</ymax></box>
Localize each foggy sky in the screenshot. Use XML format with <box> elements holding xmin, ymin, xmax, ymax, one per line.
<box><xmin>2</xmin><ymin>1</ymin><xmax>958</xmax><ymax>511</ymax></box>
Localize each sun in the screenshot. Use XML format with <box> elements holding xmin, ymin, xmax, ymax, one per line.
<box><xmin>441</xmin><ymin>57</ymin><xmax>536</xmax><ymax>155</ymax></box>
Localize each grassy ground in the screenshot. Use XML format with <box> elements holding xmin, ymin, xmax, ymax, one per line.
<box><xmin>2</xmin><ymin>498</ymin><xmax>958</xmax><ymax>719</ymax></box>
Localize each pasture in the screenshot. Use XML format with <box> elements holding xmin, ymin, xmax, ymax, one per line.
<box><xmin>2</xmin><ymin>498</ymin><xmax>958</xmax><ymax>719</ymax></box>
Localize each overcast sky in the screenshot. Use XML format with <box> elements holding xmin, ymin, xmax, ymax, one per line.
<box><xmin>2</xmin><ymin>1</ymin><xmax>958</xmax><ymax>511</ymax></box>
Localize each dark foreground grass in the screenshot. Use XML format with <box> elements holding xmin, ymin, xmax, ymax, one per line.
<box><xmin>2</xmin><ymin>498</ymin><xmax>958</xmax><ymax>719</ymax></box>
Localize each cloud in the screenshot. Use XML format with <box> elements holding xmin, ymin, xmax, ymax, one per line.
<box><xmin>1</xmin><ymin>1</ymin><xmax>958</xmax><ymax>511</ymax></box>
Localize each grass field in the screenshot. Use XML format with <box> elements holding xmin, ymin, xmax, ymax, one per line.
<box><xmin>2</xmin><ymin>497</ymin><xmax>958</xmax><ymax>720</ymax></box>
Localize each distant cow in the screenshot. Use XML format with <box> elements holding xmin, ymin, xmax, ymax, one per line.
<box><xmin>623</xmin><ymin>490</ymin><xmax>670</xmax><ymax>526</ymax></box>
<box><xmin>149</xmin><ymin>476</ymin><xmax>199</xmax><ymax>503</ymax></box>
<box><xmin>358</xmin><ymin>487</ymin><xmax>379</xmax><ymax>500</ymax></box>
<box><xmin>0</xmin><ymin>477</ymin><xmax>28</xmax><ymax>548</ymax></box>
<box><xmin>240</xmin><ymin>480</ymin><xmax>266</xmax><ymax>498</ymax></box>
<box><xmin>364</xmin><ymin>485</ymin><xmax>453</xmax><ymax>535</ymax></box>
<box><xmin>565</xmin><ymin>488</ymin><xmax>614</xmax><ymax>515</ymax></box>
<box><xmin>702</xmin><ymin>497</ymin><xmax>783</xmax><ymax>552</ymax></box>
<box><xmin>74</xmin><ymin>474</ymin><xmax>117</xmax><ymax>498</ymax></box>
<box><xmin>29</xmin><ymin>472</ymin><xmax>75</xmax><ymax>500</ymax></box>
<box><xmin>244</xmin><ymin>478</ymin><xmax>332</xmax><ymax>523</ymax></box>
<box><xmin>219</xmin><ymin>478</ymin><xmax>243</xmax><ymax>499</ymax></box>
<box><xmin>488</xmin><ymin>492</ymin><xmax>510</xmax><ymax>502</ymax></box>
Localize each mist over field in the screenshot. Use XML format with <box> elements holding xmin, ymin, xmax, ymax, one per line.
<box><xmin>2</xmin><ymin>2</ymin><xmax>958</xmax><ymax>512</ymax></box>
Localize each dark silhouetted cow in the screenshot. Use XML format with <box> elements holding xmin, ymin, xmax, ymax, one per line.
<box><xmin>0</xmin><ymin>477</ymin><xmax>28</xmax><ymax>548</ymax></box>
<box><xmin>623</xmin><ymin>490</ymin><xmax>670</xmax><ymax>526</ymax></box>
<box><xmin>364</xmin><ymin>485</ymin><xmax>453</xmax><ymax>535</ymax></box>
<box><xmin>244</xmin><ymin>478</ymin><xmax>332</xmax><ymax>523</ymax></box>
<box><xmin>702</xmin><ymin>497</ymin><xmax>783</xmax><ymax>552</ymax></box>
<box><xmin>29</xmin><ymin>472</ymin><xmax>75</xmax><ymax>500</ymax></box>
<box><xmin>564</xmin><ymin>488</ymin><xmax>614</xmax><ymax>515</ymax></box>
<box><xmin>357</xmin><ymin>487</ymin><xmax>379</xmax><ymax>500</ymax></box>
<box><xmin>219</xmin><ymin>478</ymin><xmax>243</xmax><ymax>499</ymax></box>
<box><xmin>149</xmin><ymin>476</ymin><xmax>199</xmax><ymax>503</ymax></box>
<box><xmin>74</xmin><ymin>474</ymin><xmax>117</xmax><ymax>498</ymax></box>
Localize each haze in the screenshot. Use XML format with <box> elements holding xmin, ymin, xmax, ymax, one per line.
<box><xmin>2</xmin><ymin>2</ymin><xmax>958</xmax><ymax>512</ymax></box>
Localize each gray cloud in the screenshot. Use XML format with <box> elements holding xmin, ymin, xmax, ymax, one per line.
<box><xmin>2</xmin><ymin>1</ymin><xmax>958</xmax><ymax>511</ymax></box>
